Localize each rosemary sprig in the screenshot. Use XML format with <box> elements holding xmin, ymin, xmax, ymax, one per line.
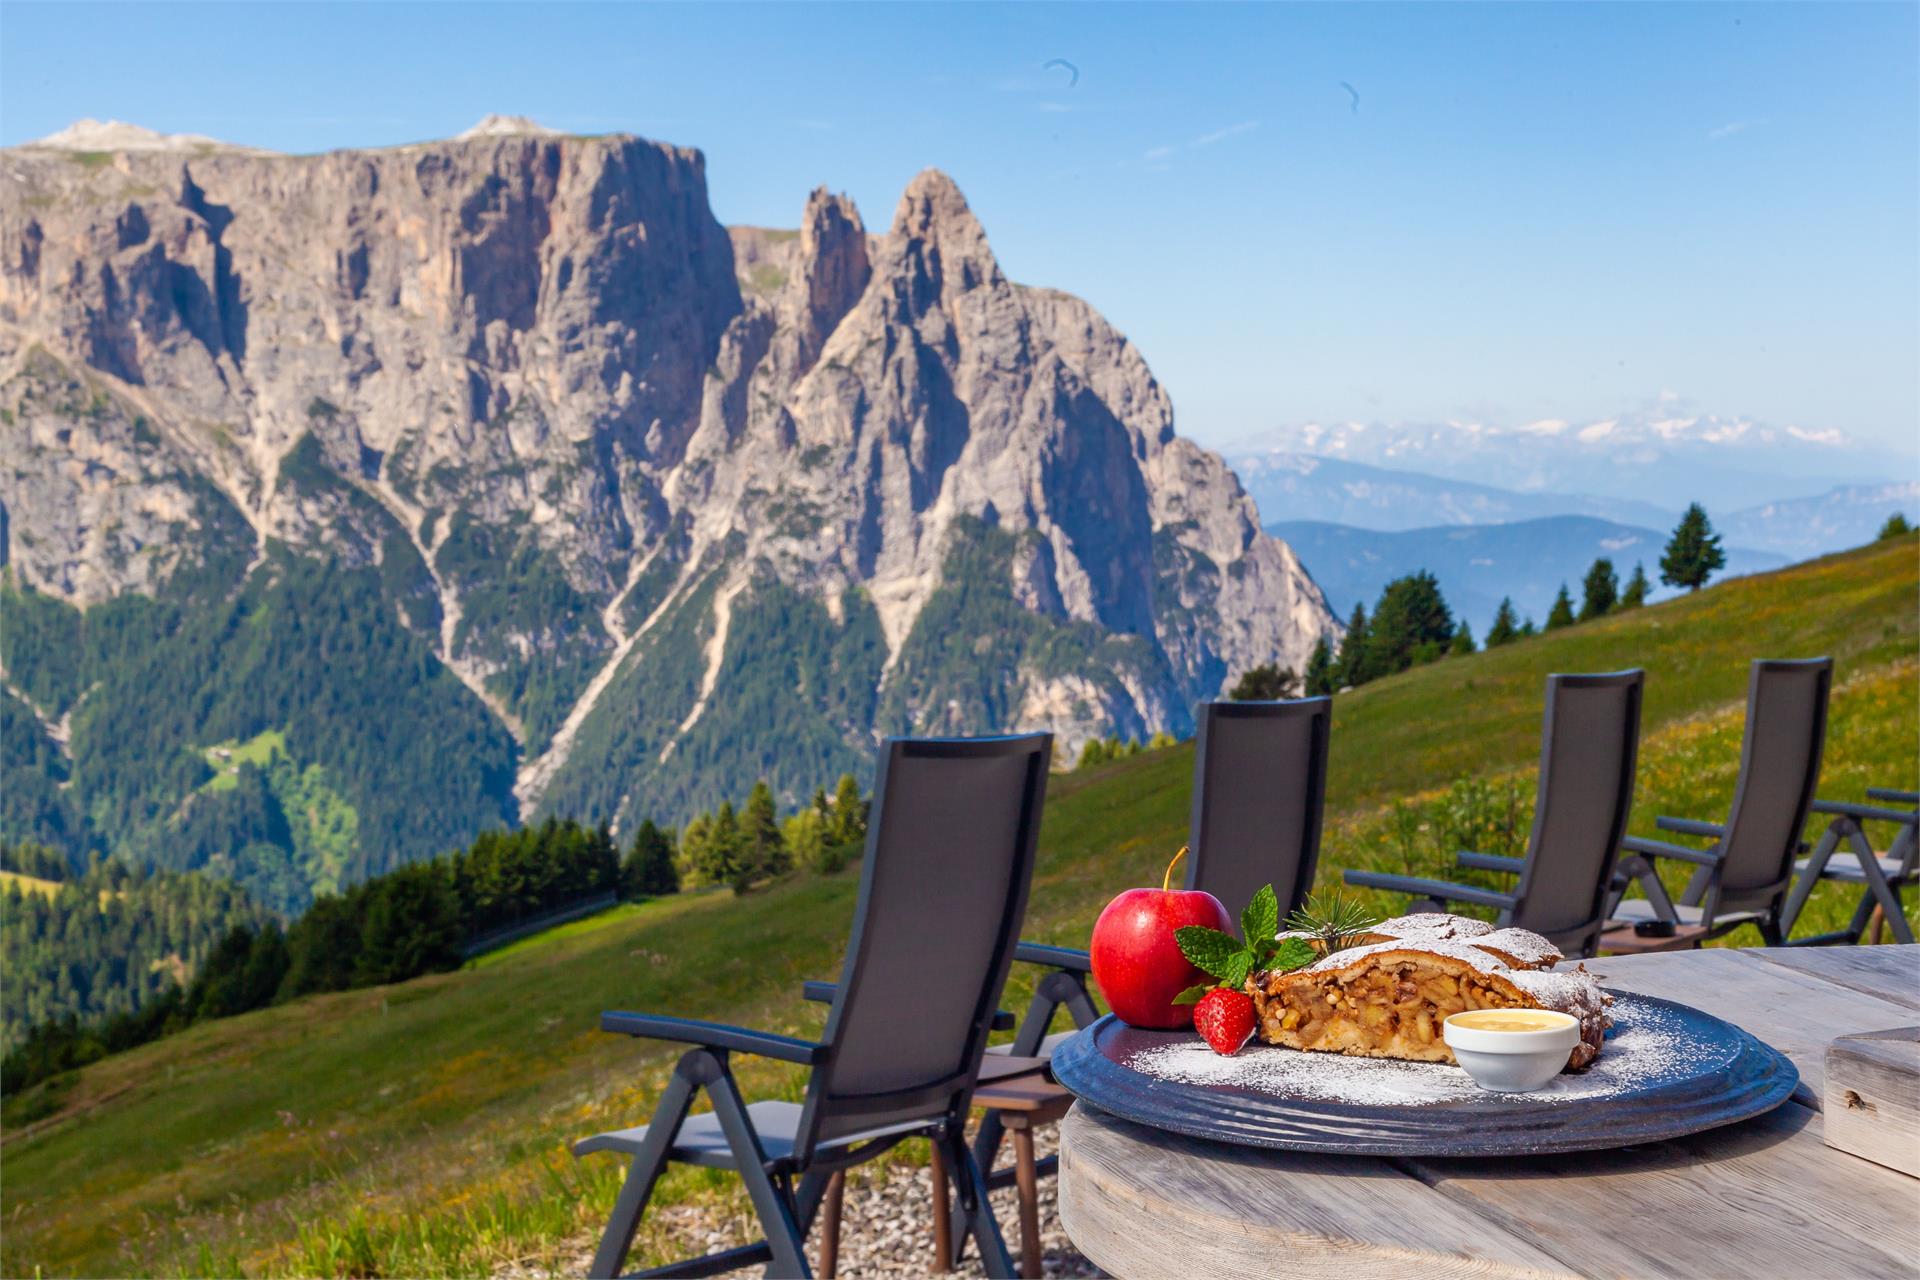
<box><xmin>1283</xmin><ymin>893</ymin><xmax>1378</xmax><ymax>954</ymax></box>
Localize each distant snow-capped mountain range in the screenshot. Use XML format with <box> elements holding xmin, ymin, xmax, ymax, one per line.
<box><xmin>1233</xmin><ymin>452</ymin><xmax>1918</xmax><ymax>560</ymax></box>
<box><xmin>1227</xmin><ymin>405</ymin><xmax>1911</xmax><ymax>514</ymax></box>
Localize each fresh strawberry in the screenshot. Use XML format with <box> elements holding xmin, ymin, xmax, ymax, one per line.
<box><xmin>1192</xmin><ymin>987</ymin><xmax>1257</xmax><ymax>1056</ymax></box>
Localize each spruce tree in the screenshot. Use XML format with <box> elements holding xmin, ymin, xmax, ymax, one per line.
<box><xmin>1365</xmin><ymin>572</ymin><xmax>1454</xmax><ymax>676</ymax></box>
<box><xmin>1229</xmin><ymin>663</ymin><xmax>1298</xmax><ymax>700</ymax></box>
<box><xmin>1334</xmin><ymin>602</ymin><xmax>1371</xmax><ymax>688</ymax></box>
<box><xmin>678</xmin><ymin>815</ymin><xmax>714</xmax><ymax>887</ymax></box>
<box><xmin>1078</xmin><ymin>738</ymin><xmax>1111</xmax><ymax>768</ymax></box>
<box><xmin>709</xmin><ymin>803</ymin><xmax>750</xmax><ymax>895</ymax></box>
<box><xmin>1579</xmin><ymin>559</ymin><xmax>1618</xmax><ymax>620</ymax></box>
<box><xmin>1450</xmin><ymin>621</ymin><xmax>1475</xmax><ymax>657</ymax></box>
<box><xmin>786</xmin><ymin>809</ymin><xmax>840</xmax><ymax>874</ymax></box>
<box><xmin>828</xmin><ymin>774</ymin><xmax>866</xmax><ymax>853</ymax></box>
<box><xmin>1303</xmin><ymin>637</ymin><xmax>1335</xmax><ymax>696</ymax></box>
<box><xmin>1659</xmin><ymin>502</ymin><xmax>1726</xmax><ymax>591</ymax></box>
<box><xmin>1545</xmin><ymin>584</ymin><xmax>1576</xmax><ymax>630</ymax></box>
<box><xmin>1519</xmin><ymin>617</ymin><xmax>1538</xmax><ymax>637</ymax></box>
<box><xmin>622</xmin><ymin>819</ymin><xmax>679</xmax><ymax>898</ymax></box>
<box><xmin>1619</xmin><ymin>562</ymin><xmax>1650</xmax><ymax>609</ymax></box>
<box><xmin>1485</xmin><ymin>598</ymin><xmax>1519</xmax><ymax>647</ymax></box>
<box><xmin>744</xmin><ymin>781</ymin><xmax>789</xmax><ymax>882</ymax></box>
<box><xmin>1879</xmin><ymin>513</ymin><xmax>1913</xmax><ymax>540</ymax></box>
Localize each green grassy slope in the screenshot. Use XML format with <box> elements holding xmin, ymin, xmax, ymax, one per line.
<box><xmin>3</xmin><ymin>536</ymin><xmax>1914</xmax><ymax>1277</ymax></box>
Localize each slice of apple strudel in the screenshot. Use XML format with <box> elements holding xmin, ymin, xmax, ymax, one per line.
<box><xmin>1249</xmin><ymin>913</ymin><xmax>1610</xmax><ymax>1070</ymax></box>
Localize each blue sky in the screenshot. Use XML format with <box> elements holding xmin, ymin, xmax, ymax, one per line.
<box><xmin>3</xmin><ymin>2</ymin><xmax>1915</xmax><ymax>456</ymax></box>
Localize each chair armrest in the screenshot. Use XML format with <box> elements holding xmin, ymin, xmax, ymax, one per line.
<box><xmin>799</xmin><ymin>981</ymin><xmax>1015</xmax><ymax>1031</ymax></box>
<box><xmin>1455</xmin><ymin>851</ymin><xmax>1525</xmax><ymax>876</ymax></box>
<box><xmin>1342</xmin><ymin>869</ymin><xmax>1518</xmax><ymax>910</ymax></box>
<box><xmin>1014</xmin><ymin>941</ymin><xmax>1092</xmax><ymax>973</ymax></box>
<box><xmin>1655</xmin><ymin>815</ymin><xmax>1726</xmax><ymax>839</ymax></box>
<box><xmin>1812</xmin><ymin>799</ymin><xmax>1920</xmax><ymax>826</ymax></box>
<box><xmin>599</xmin><ymin>1012</ymin><xmax>827</xmax><ymax>1065</ymax></box>
<box><xmin>1621</xmin><ymin>835</ymin><xmax>1723</xmax><ymax>868</ymax></box>
<box><xmin>1867</xmin><ymin>788</ymin><xmax>1919</xmax><ymax>806</ymax></box>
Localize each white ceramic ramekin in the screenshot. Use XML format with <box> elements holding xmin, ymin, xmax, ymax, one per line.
<box><xmin>1442</xmin><ymin>1010</ymin><xmax>1581</xmax><ymax>1092</ymax></box>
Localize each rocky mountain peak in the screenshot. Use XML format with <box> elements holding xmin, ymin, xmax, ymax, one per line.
<box><xmin>455</xmin><ymin>114</ymin><xmax>562</xmax><ymax>140</ymax></box>
<box><xmin>1</xmin><ymin>129</ymin><xmax>1337</xmax><ymax>834</ymax></box>
<box><xmin>24</xmin><ymin>118</ymin><xmax>266</xmax><ymax>154</ymax></box>
<box><xmin>887</xmin><ymin>167</ymin><xmax>1002</xmax><ymax>298</ymax></box>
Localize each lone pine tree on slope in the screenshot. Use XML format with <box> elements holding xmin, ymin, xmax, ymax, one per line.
<box><xmin>1619</xmin><ymin>562</ymin><xmax>1651</xmax><ymax>610</ymax></box>
<box><xmin>1485</xmin><ymin>597</ymin><xmax>1520</xmax><ymax>647</ymax></box>
<box><xmin>1661</xmin><ymin>503</ymin><xmax>1726</xmax><ymax>591</ymax></box>
<box><xmin>1580</xmin><ymin>559</ymin><xmax>1619</xmax><ymax>620</ymax></box>
<box><xmin>1545</xmin><ymin>584</ymin><xmax>1576</xmax><ymax>631</ymax></box>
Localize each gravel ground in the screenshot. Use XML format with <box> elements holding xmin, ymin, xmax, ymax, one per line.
<box><xmin>499</xmin><ymin>1124</ymin><xmax>1098</xmax><ymax>1279</ymax></box>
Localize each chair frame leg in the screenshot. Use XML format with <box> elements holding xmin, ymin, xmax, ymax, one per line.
<box><xmin>942</xmin><ymin>1124</ymin><xmax>1017</xmax><ymax>1280</ymax></box>
<box><xmin>587</xmin><ymin>1048</ymin><xmax>814</xmax><ymax>1280</ymax></box>
<box><xmin>589</xmin><ymin>1056</ymin><xmax>701</xmax><ymax>1279</ymax></box>
<box><xmin>1849</xmin><ymin>840</ymin><xmax>1916</xmax><ymax>946</ymax></box>
<box><xmin>1781</xmin><ymin>819</ymin><xmax>1844</xmax><ymax>939</ymax></box>
<box><xmin>699</xmin><ymin>1062</ymin><xmax>811</xmax><ymax>1279</ymax></box>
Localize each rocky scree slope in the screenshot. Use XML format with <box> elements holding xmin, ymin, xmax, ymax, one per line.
<box><xmin>0</xmin><ymin>125</ymin><xmax>1335</xmax><ymax>882</ymax></box>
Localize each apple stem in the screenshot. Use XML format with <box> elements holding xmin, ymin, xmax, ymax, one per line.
<box><xmin>1162</xmin><ymin>845</ymin><xmax>1189</xmax><ymax>893</ymax></box>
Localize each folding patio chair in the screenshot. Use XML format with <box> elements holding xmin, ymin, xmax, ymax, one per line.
<box><xmin>1343</xmin><ymin>671</ymin><xmax>1644</xmax><ymax>958</ymax></box>
<box><xmin>1610</xmin><ymin>658</ymin><xmax>1832</xmax><ymax>946</ymax></box>
<box><xmin>972</xmin><ymin>696</ymin><xmax>1334</xmax><ymax>1198</ymax></box>
<box><xmin>573</xmin><ymin>733</ymin><xmax>1051</xmax><ymax>1279</ymax></box>
<box><xmin>1781</xmin><ymin>787</ymin><xmax>1917</xmax><ymax>945</ymax></box>
<box><xmin>1004</xmin><ymin>695</ymin><xmax>1334</xmax><ymax>1058</ymax></box>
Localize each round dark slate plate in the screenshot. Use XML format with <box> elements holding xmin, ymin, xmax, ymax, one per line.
<box><xmin>1049</xmin><ymin>991</ymin><xmax>1798</xmax><ymax>1157</ymax></box>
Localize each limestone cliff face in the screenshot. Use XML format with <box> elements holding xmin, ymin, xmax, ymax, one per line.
<box><xmin>1</xmin><ymin>125</ymin><xmax>1337</xmax><ymax>824</ymax></box>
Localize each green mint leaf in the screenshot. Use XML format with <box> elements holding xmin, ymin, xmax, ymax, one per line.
<box><xmin>1171</xmin><ymin>983</ymin><xmax>1214</xmax><ymax>1005</ymax></box>
<box><xmin>1240</xmin><ymin>884</ymin><xmax>1279</xmax><ymax>954</ymax></box>
<box><xmin>1271</xmin><ymin>936</ymin><xmax>1318</xmax><ymax>974</ymax></box>
<box><xmin>1223</xmin><ymin>950</ymin><xmax>1253</xmax><ymax>989</ymax></box>
<box><xmin>1174</xmin><ymin>925</ymin><xmax>1245</xmax><ymax>980</ymax></box>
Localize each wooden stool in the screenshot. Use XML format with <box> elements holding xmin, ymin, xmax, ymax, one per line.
<box><xmin>814</xmin><ymin>1056</ymin><xmax>1058</xmax><ymax>1279</ymax></box>
<box><xmin>1597</xmin><ymin>921</ymin><xmax>1711</xmax><ymax>955</ymax></box>
<box><xmin>931</xmin><ymin>1072</ymin><xmax>1075</xmax><ymax>1279</ymax></box>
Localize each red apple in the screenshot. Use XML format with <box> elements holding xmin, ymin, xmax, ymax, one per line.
<box><xmin>1090</xmin><ymin>846</ymin><xmax>1232</xmax><ymax>1028</ymax></box>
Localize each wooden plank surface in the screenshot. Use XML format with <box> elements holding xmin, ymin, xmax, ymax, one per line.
<box><xmin>1399</xmin><ymin>1100</ymin><xmax>1920</xmax><ymax>1279</ymax></box>
<box><xmin>1059</xmin><ymin>1105</ymin><xmax>1575</xmax><ymax>1280</ymax></box>
<box><xmin>1575</xmin><ymin>947</ymin><xmax>1917</xmax><ymax>1105</ymax></box>
<box><xmin>1058</xmin><ymin>946</ymin><xmax>1920</xmax><ymax>1280</ymax></box>
<box><xmin>1825</xmin><ymin>1027</ymin><xmax>1920</xmax><ymax>1177</ymax></box>
<box><xmin>1747</xmin><ymin>944</ymin><xmax>1920</xmax><ymax>1011</ymax></box>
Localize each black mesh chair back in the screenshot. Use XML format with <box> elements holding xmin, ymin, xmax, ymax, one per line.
<box><xmin>1709</xmin><ymin>659</ymin><xmax>1832</xmax><ymax>915</ymax></box>
<box><xmin>1186</xmin><ymin>697</ymin><xmax>1332</xmax><ymax>918</ymax></box>
<box><xmin>800</xmin><ymin>734</ymin><xmax>1050</xmax><ymax>1158</ymax></box>
<box><xmin>1509</xmin><ymin>671</ymin><xmax>1644</xmax><ymax>953</ymax></box>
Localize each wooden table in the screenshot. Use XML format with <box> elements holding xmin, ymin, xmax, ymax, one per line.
<box><xmin>1058</xmin><ymin>946</ymin><xmax>1920</xmax><ymax>1279</ymax></box>
<box><xmin>1596</xmin><ymin>921</ymin><xmax>1711</xmax><ymax>955</ymax></box>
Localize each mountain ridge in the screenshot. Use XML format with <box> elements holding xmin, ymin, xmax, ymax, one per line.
<box><xmin>1228</xmin><ymin>411</ymin><xmax>1904</xmax><ymax>512</ymax></box>
<box><xmin>0</xmin><ymin>125</ymin><xmax>1336</xmax><ymax>896</ymax></box>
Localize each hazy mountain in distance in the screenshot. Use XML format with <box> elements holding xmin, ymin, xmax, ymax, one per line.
<box><xmin>1231</xmin><ymin>451</ymin><xmax>1675</xmax><ymax>532</ymax></box>
<box><xmin>1719</xmin><ymin>481</ymin><xmax>1920</xmax><ymax>560</ymax></box>
<box><xmin>1230</xmin><ymin>410</ymin><xmax>1900</xmax><ymax>512</ymax></box>
<box><xmin>1266</xmin><ymin>516</ymin><xmax>1788</xmax><ymax>634</ymax></box>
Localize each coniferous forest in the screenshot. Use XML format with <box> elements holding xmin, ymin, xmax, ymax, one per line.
<box><xmin>1</xmin><ymin>774</ymin><xmax>871</xmax><ymax>1095</ymax></box>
